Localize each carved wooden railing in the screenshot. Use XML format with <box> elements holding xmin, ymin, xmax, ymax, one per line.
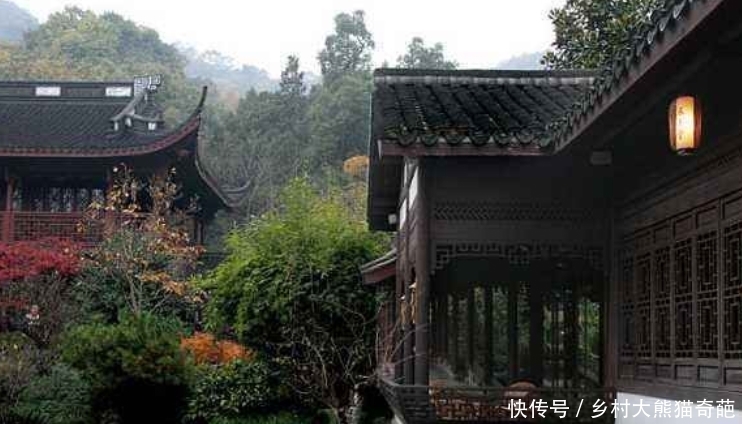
<box><xmin>0</xmin><ymin>211</ymin><xmax>150</xmax><ymax>245</ymax></box>
<box><xmin>379</xmin><ymin>376</ymin><xmax>616</xmax><ymax>424</ymax></box>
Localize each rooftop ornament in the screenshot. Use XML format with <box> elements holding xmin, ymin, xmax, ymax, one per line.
<box><xmin>668</xmin><ymin>95</ymin><xmax>702</xmax><ymax>155</ymax></box>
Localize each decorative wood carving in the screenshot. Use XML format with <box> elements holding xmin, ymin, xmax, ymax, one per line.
<box><xmin>433</xmin><ymin>201</ymin><xmax>598</xmax><ymax>223</ymax></box>
<box><xmin>618</xmin><ymin>189</ymin><xmax>742</xmax><ymax>390</ymax></box>
<box><xmin>433</xmin><ymin>242</ymin><xmax>604</xmax><ymax>272</ymax></box>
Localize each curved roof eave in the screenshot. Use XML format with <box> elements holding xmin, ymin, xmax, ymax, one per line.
<box><xmin>0</xmin><ymin>87</ymin><xmax>208</xmax><ymax>159</ymax></box>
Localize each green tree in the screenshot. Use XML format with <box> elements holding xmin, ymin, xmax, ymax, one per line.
<box><xmin>317</xmin><ymin>10</ymin><xmax>374</xmax><ymax>85</ymax></box>
<box><xmin>0</xmin><ymin>7</ymin><xmax>201</xmax><ymax>122</ymax></box>
<box><xmin>396</xmin><ymin>37</ymin><xmax>457</xmax><ymax>69</ymax></box>
<box><xmin>543</xmin><ymin>0</ymin><xmax>664</xmax><ymax>69</ymax></box>
<box><xmin>202</xmin><ymin>179</ymin><xmax>387</xmax><ymax>419</ymax></box>
<box><xmin>205</xmin><ymin>56</ymin><xmax>311</xmax><ymax>216</ymax></box>
<box><xmin>307</xmin><ymin>72</ymin><xmax>372</xmax><ymax>169</ymax></box>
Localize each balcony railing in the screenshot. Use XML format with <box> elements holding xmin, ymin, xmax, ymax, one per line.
<box><xmin>0</xmin><ymin>211</ymin><xmax>140</xmax><ymax>245</ymax></box>
<box><xmin>379</xmin><ymin>376</ymin><xmax>616</xmax><ymax>424</ymax></box>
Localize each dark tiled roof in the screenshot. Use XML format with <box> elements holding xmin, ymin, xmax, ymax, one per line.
<box><xmin>0</xmin><ymin>80</ymin><xmax>175</xmax><ymax>154</ymax></box>
<box><xmin>372</xmin><ymin>69</ymin><xmax>596</xmax><ymax>150</ymax></box>
<box><xmin>550</xmin><ymin>0</ymin><xmax>719</xmax><ymax>148</ymax></box>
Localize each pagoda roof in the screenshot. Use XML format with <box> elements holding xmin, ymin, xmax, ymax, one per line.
<box><xmin>0</xmin><ymin>79</ymin><xmax>245</xmax><ymax>209</ymax></box>
<box><xmin>0</xmin><ymin>80</ymin><xmax>192</xmax><ymax>156</ymax></box>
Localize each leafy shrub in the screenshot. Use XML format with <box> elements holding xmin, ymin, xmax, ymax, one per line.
<box><xmin>181</xmin><ymin>332</ymin><xmax>254</xmax><ymax>365</ymax></box>
<box><xmin>186</xmin><ymin>359</ymin><xmax>289</xmax><ymax>422</ymax></box>
<box><xmin>0</xmin><ymin>238</ymin><xmax>80</xmax><ymax>282</ymax></box>
<box><xmin>0</xmin><ymin>332</ymin><xmax>41</xmax><ymax>423</ymax></box>
<box><xmin>202</xmin><ymin>179</ymin><xmax>388</xmax><ymax>412</ymax></box>
<box><xmin>13</xmin><ymin>364</ymin><xmax>92</xmax><ymax>424</ymax></box>
<box><xmin>60</xmin><ymin>313</ymin><xmax>191</xmax><ymax>424</ymax></box>
<box><xmin>73</xmin><ymin>166</ymin><xmax>203</xmax><ymax>324</ymax></box>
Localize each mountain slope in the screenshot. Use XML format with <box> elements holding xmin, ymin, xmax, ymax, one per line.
<box><xmin>0</xmin><ymin>0</ymin><xmax>38</xmax><ymax>43</ymax></box>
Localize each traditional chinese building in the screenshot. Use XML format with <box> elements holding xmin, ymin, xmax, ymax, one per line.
<box><xmin>0</xmin><ymin>76</ymin><xmax>239</xmax><ymax>245</ymax></box>
<box><xmin>363</xmin><ymin>0</ymin><xmax>742</xmax><ymax>422</ymax></box>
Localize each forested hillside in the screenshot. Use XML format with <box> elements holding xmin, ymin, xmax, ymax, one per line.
<box><xmin>0</xmin><ymin>0</ymin><xmax>37</xmax><ymax>43</ymax></box>
<box><xmin>0</xmin><ymin>4</ymin><xmax>458</xmax><ymax>225</ymax></box>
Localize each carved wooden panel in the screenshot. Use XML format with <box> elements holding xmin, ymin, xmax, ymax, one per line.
<box><xmin>433</xmin><ymin>242</ymin><xmax>604</xmax><ymax>273</ymax></box>
<box><xmin>618</xmin><ymin>189</ymin><xmax>742</xmax><ymax>391</ymax></box>
<box><xmin>433</xmin><ymin>201</ymin><xmax>596</xmax><ymax>223</ymax></box>
<box><xmin>724</xmin><ymin>221</ymin><xmax>742</xmax><ymax>360</ymax></box>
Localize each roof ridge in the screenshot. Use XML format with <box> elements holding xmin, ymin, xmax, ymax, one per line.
<box><xmin>374</xmin><ymin>68</ymin><xmax>598</xmax><ymax>78</ymax></box>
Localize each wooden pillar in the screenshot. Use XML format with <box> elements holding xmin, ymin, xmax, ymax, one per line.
<box><xmin>529</xmin><ymin>281</ymin><xmax>544</xmax><ymax>385</ymax></box>
<box><xmin>565</xmin><ymin>277</ymin><xmax>579</xmax><ymax>387</ymax></box>
<box><xmin>393</xmin><ymin>266</ymin><xmax>404</xmax><ymax>381</ymax></box>
<box><xmin>484</xmin><ymin>285</ymin><xmax>494</xmax><ymax>386</ymax></box>
<box><xmin>508</xmin><ymin>280</ymin><xmax>519</xmax><ymax>381</ymax></box>
<box><xmin>414</xmin><ymin>161</ymin><xmax>431</xmax><ymax>386</ymax></box>
<box><xmin>466</xmin><ymin>286</ymin><xmax>475</xmax><ymax>372</ymax></box>
<box><xmin>451</xmin><ymin>294</ymin><xmax>460</xmax><ymax>372</ymax></box>
<box><xmin>441</xmin><ymin>293</ymin><xmax>448</xmax><ymax>361</ymax></box>
<box><xmin>606</xmin><ymin>209</ymin><xmax>618</xmax><ymax>388</ymax></box>
<box><xmin>403</xmin><ymin>279</ymin><xmax>414</xmax><ymax>384</ymax></box>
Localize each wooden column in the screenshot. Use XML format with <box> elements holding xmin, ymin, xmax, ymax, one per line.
<box><xmin>451</xmin><ymin>294</ymin><xmax>460</xmax><ymax>373</ymax></box>
<box><xmin>508</xmin><ymin>280</ymin><xmax>519</xmax><ymax>381</ymax></box>
<box><xmin>440</xmin><ymin>293</ymin><xmax>448</xmax><ymax>360</ymax></box>
<box><xmin>393</xmin><ymin>265</ymin><xmax>404</xmax><ymax>381</ymax></box>
<box><xmin>606</xmin><ymin>209</ymin><xmax>618</xmax><ymax>388</ymax></box>
<box><xmin>414</xmin><ymin>161</ymin><xmax>431</xmax><ymax>386</ymax></box>
<box><xmin>403</xmin><ymin>278</ymin><xmax>414</xmax><ymax>384</ymax></box>
<box><xmin>565</xmin><ymin>277</ymin><xmax>579</xmax><ymax>387</ymax></box>
<box><xmin>466</xmin><ymin>286</ymin><xmax>475</xmax><ymax>372</ymax></box>
<box><xmin>529</xmin><ymin>281</ymin><xmax>544</xmax><ymax>385</ymax></box>
<box><xmin>484</xmin><ymin>285</ymin><xmax>494</xmax><ymax>386</ymax></box>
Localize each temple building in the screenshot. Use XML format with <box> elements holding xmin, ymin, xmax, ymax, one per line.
<box><xmin>0</xmin><ymin>76</ymin><xmax>239</xmax><ymax>245</ymax></box>
<box><xmin>363</xmin><ymin>0</ymin><xmax>742</xmax><ymax>423</ymax></box>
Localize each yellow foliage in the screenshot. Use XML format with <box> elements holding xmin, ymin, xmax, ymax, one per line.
<box><xmin>342</xmin><ymin>155</ymin><xmax>369</xmax><ymax>179</ymax></box>
<box><xmin>181</xmin><ymin>332</ymin><xmax>255</xmax><ymax>365</ymax></box>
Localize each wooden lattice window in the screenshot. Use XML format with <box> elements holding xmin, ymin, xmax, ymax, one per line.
<box><xmin>636</xmin><ymin>253</ymin><xmax>652</xmax><ymax>358</ymax></box>
<box><xmin>618</xmin><ymin>191</ymin><xmax>742</xmax><ymax>391</ymax></box>
<box><xmin>620</xmin><ymin>251</ymin><xmax>635</xmax><ymax>358</ymax></box>
<box><xmin>655</xmin><ymin>247</ymin><xmax>671</xmax><ymax>358</ymax></box>
<box><xmin>674</xmin><ymin>238</ymin><xmax>694</xmax><ymax>358</ymax></box>
<box><xmin>697</xmin><ymin>231</ymin><xmax>718</xmax><ymax>358</ymax></box>
<box><xmin>724</xmin><ymin>222</ymin><xmax>742</xmax><ymax>360</ymax></box>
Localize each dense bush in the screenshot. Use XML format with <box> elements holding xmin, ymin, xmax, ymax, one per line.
<box><xmin>0</xmin><ymin>332</ymin><xmax>41</xmax><ymax>423</ymax></box>
<box><xmin>13</xmin><ymin>364</ymin><xmax>92</xmax><ymax>424</ymax></box>
<box><xmin>60</xmin><ymin>313</ymin><xmax>191</xmax><ymax>424</ymax></box>
<box><xmin>202</xmin><ymin>179</ymin><xmax>388</xmax><ymax>415</ymax></box>
<box><xmin>186</xmin><ymin>359</ymin><xmax>289</xmax><ymax>422</ymax></box>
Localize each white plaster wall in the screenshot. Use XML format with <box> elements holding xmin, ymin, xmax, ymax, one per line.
<box><xmin>616</xmin><ymin>392</ymin><xmax>740</xmax><ymax>424</ymax></box>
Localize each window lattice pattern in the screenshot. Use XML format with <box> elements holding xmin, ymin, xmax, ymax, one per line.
<box><xmin>724</xmin><ymin>222</ymin><xmax>742</xmax><ymax>360</ymax></box>
<box><xmin>697</xmin><ymin>231</ymin><xmax>718</xmax><ymax>358</ymax></box>
<box><xmin>674</xmin><ymin>239</ymin><xmax>693</xmax><ymax>358</ymax></box>
<box><xmin>618</xmin><ymin>191</ymin><xmax>742</xmax><ymax>390</ymax></box>
<box><xmin>655</xmin><ymin>247</ymin><xmax>671</xmax><ymax>357</ymax></box>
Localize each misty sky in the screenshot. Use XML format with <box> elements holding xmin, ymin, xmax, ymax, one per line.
<box><xmin>17</xmin><ymin>0</ymin><xmax>565</xmax><ymax>77</ymax></box>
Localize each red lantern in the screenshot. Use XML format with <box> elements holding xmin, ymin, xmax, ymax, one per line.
<box><xmin>668</xmin><ymin>96</ymin><xmax>702</xmax><ymax>155</ymax></box>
